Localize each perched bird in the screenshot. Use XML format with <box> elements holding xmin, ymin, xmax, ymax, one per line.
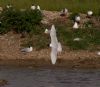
<box><xmin>60</xmin><ymin>8</ymin><xmax>68</xmax><ymax>16</ymax></box>
<box><xmin>97</xmin><ymin>52</ymin><xmax>100</xmax><ymax>56</ymax></box>
<box><xmin>75</xmin><ymin>16</ymin><xmax>81</xmax><ymax>22</ymax></box>
<box><xmin>64</xmin><ymin>8</ymin><xmax>68</xmax><ymax>14</ymax></box>
<box><xmin>44</xmin><ymin>29</ymin><xmax>50</xmax><ymax>34</ymax></box>
<box><xmin>87</xmin><ymin>11</ymin><xmax>93</xmax><ymax>17</ymax></box>
<box><xmin>21</xmin><ymin>46</ymin><xmax>33</xmax><ymax>53</ymax></box>
<box><xmin>50</xmin><ymin>25</ymin><xmax>62</xmax><ymax>64</ymax></box>
<box><xmin>31</xmin><ymin>5</ymin><xmax>36</xmax><ymax>10</ymax></box>
<box><xmin>0</xmin><ymin>7</ymin><xmax>3</xmax><ymax>12</ymax></box>
<box><xmin>73</xmin><ymin>22</ymin><xmax>79</xmax><ymax>29</ymax></box>
<box><xmin>6</xmin><ymin>4</ymin><xmax>12</xmax><ymax>9</ymax></box>
<box><xmin>37</xmin><ymin>5</ymin><xmax>40</xmax><ymax>10</ymax></box>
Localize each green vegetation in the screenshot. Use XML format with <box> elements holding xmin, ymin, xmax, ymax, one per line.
<box><xmin>0</xmin><ymin>0</ymin><xmax>100</xmax><ymax>14</ymax></box>
<box><xmin>0</xmin><ymin>7</ymin><xmax>42</xmax><ymax>34</ymax></box>
<box><xmin>57</xmin><ymin>25</ymin><xmax>100</xmax><ymax>50</ymax></box>
<box><xmin>0</xmin><ymin>2</ymin><xmax>100</xmax><ymax>50</ymax></box>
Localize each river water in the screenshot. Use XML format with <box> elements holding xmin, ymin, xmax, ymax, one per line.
<box><xmin>0</xmin><ymin>67</ymin><xmax>100</xmax><ymax>87</ymax></box>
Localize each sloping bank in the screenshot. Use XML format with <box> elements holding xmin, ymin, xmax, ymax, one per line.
<box><xmin>0</xmin><ymin>32</ymin><xmax>100</xmax><ymax>69</ymax></box>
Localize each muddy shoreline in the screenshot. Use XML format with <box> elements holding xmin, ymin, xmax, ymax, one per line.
<box><xmin>0</xmin><ymin>57</ymin><xmax>100</xmax><ymax>69</ymax></box>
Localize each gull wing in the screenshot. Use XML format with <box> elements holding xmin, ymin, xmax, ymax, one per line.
<box><xmin>57</xmin><ymin>42</ymin><xmax>62</xmax><ymax>52</ymax></box>
<box><xmin>51</xmin><ymin>47</ymin><xmax>57</xmax><ymax>64</ymax></box>
<box><xmin>50</xmin><ymin>25</ymin><xmax>58</xmax><ymax>64</ymax></box>
<box><xmin>21</xmin><ymin>48</ymin><xmax>29</xmax><ymax>52</ymax></box>
<box><xmin>50</xmin><ymin>25</ymin><xmax>58</xmax><ymax>48</ymax></box>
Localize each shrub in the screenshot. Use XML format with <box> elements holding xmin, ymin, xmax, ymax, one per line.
<box><xmin>0</xmin><ymin>7</ymin><xmax>43</xmax><ymax>34</ymax></box>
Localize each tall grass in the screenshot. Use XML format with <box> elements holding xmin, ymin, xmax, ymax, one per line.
<box><xmin>0</xmin><ymin>0</ymin><xmax>100</xmax><ymax>14</ymax></box>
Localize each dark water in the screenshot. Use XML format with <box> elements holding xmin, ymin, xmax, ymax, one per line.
<box><xmin>0</xmin><ymin>67</ymin><xmax>100</xmax><ymax>87</ymax></box>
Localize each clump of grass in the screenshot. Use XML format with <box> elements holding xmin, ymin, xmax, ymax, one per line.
<box><xmin>83</xmin><ymin>20</ymin><xmax>94</xmax><ymax>28</ymax></box>
<box><xmin>56</xmin><ymin>24</ymin><xmax>100</xmax><ymax>50</ymax></box>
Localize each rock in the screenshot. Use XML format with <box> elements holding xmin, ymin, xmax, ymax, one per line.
<box><xmin>0</xmin><ymin>80</ymin><xmax>8</xmax><ymax>86</ymax></box>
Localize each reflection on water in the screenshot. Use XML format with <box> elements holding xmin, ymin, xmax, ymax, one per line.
<box><xmin>0</xmin><ymin>67</ymin><xmax>100</xmax><ymax>87</ymax></box>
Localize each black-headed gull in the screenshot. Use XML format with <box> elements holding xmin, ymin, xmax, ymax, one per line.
<box><xmin>21</xmin><ymin>46</ymin><xmax>33</xmax><ymax>53</ymax></box>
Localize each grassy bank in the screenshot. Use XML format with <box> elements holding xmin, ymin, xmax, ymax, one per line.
<box><xmin>0</xmin><ymin>0</ymin><xmax>100</xmax><ymax>14</ymax></box>
<box><xmin>0</xmin><ymin>7</ymin><xmax>100</xmax><ymax>50</ymax></box>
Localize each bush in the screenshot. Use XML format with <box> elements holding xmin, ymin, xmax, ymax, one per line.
<box><xmin>0</xmin><ymin>7</ymin><xmax>43</xmax><ymax>34</ymax></box>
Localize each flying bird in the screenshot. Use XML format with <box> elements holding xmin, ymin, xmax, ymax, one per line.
<box><xmin>49</xmin><ymin>25</ymin><xmax>62</xmax><ymax>64</ymax></box>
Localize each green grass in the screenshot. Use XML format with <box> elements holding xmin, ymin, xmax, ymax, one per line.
<box><xmin>56</xmin><ymin>25</ymin><xmax>100</xmax><ymax>50</ymax></box>
<box><xmin>0</xmin><ymin>0</ymin><xmax>100</xmax><ymax>14</ymax></box>
<box><xmin>0</xmin><ymin>0</ymin><xmax>100</xmax><ymax>50</ymax></box>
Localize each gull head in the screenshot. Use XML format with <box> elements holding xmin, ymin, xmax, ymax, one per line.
<box><xmin>50</xmin><ymin>25</ymin><xmax>56</xmax><ymax>33</ymax></box>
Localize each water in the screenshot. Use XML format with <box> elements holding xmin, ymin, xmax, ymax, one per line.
<box><xmin>0</xmin><ymin>67</ymin><xmax>100</xmax><ymax>87</ymax></box>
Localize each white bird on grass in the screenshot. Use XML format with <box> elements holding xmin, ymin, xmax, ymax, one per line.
<box><xmin>31</xmin><ymin>5</ymin><xmax>36</xmax><ymax>10</ymax></box>
<box><xmin>87</xmin><ymin>11</ymin><xmax>93</xmax><ymax>17</ymax></box>
<box><xmin>60</xmin><ymin>8</ymin><xmax>68</xmax><ymax>16</ymax></box>
<box><xmin>6</xmin><ymin>4</ymin><xmax>12</xmax><ymax>9</ymax></box>
<box><xmin>37</xmin><ymin>5</ymin><xmax>40</xmax><ymax>10</ymax></box>
<box><xmin>75</xmin><ymin>16</ymin><xmax>81</xmax><ymax>22</ymax></box>
<box><xmin>21</xmin><ymin>46</ymin><xmax>33</xmax><ymax>53</ymax></box>
<box><xmin>73</xmin><ymin>22</ymin><xmax>79</xmax><ymax>29</ymax></box>
<box><xmin>44</xmin><ymin>29</ymin><xmax>50</xmax><ymax>34</ymax></box>
<box><xmin>97</xmin><ymin>52</ymin><xmax>100</xmax><ymax>56</ymax></box>
<box><xmin>50</xmin><ymin>25</ymin><xmax>62</xmax><ymax>64</ymax></box>
<box><xmin>64</xmin><ymin>8</ymin><xmax>68</xmax><ymax>14</ymax></box>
